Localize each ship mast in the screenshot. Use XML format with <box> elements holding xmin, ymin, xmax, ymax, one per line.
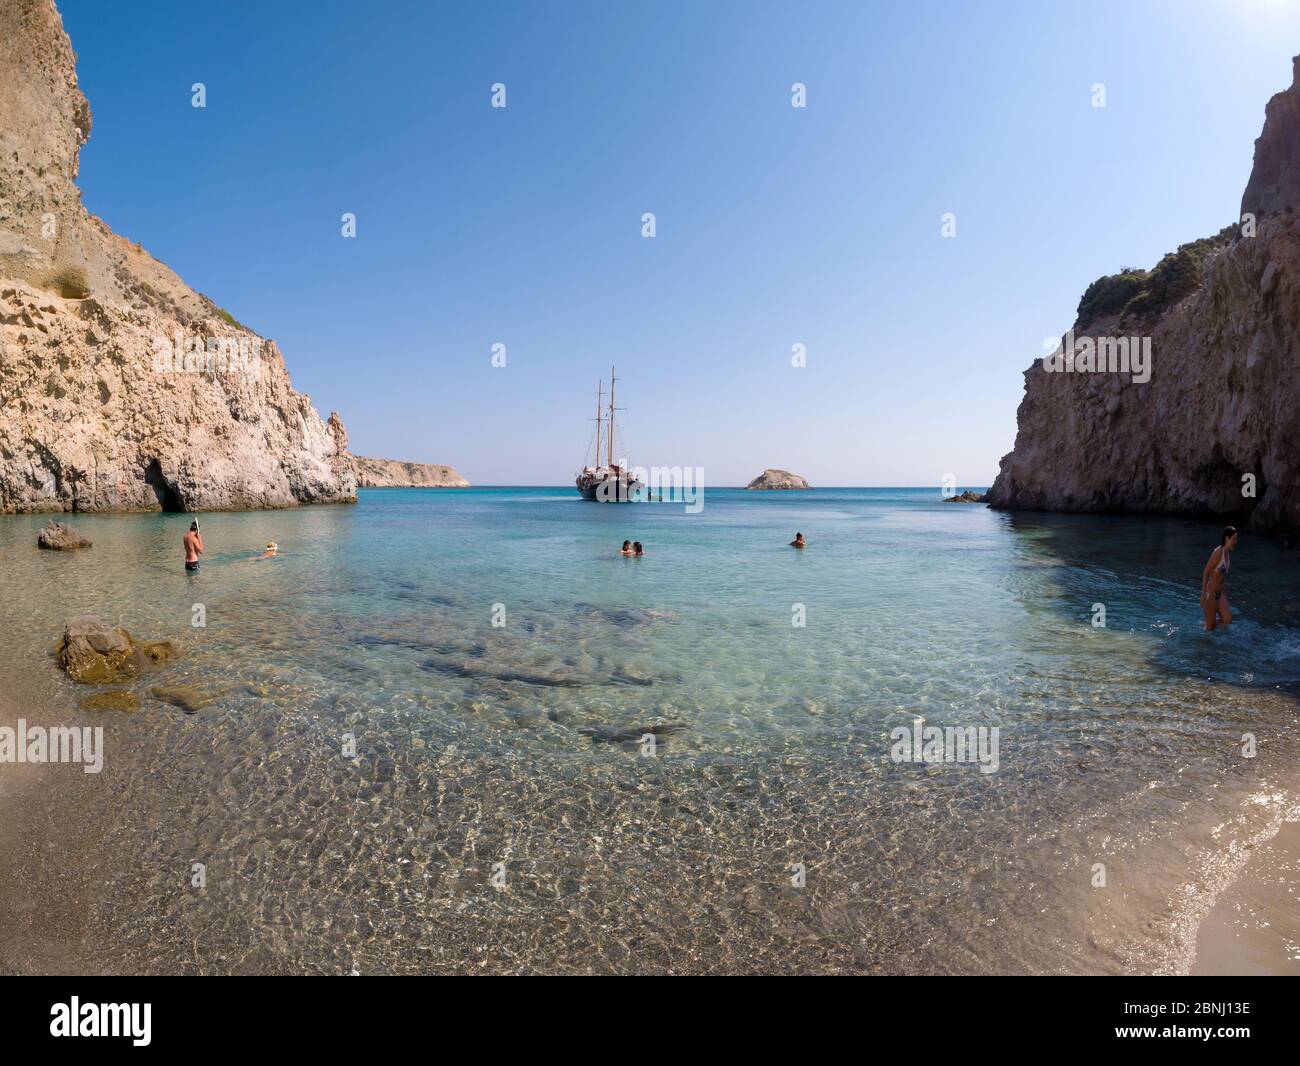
<box><xmin>593</xmin><ymin>379</ymin><xmax>604</xmax><ymax>468</ymax></box>
<box><xmin>607</xmin><ymin>366</ymin><xmax>616</xmax><ymax>469</ymax></box>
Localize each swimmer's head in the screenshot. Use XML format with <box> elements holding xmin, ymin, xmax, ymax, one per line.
<box><xmin>190</xmin><ymin>521</ymin><xmax>199</xmax><ymax>532</ymax></box>
<box><xmin>266</xmin><ymin>542</ymin><xmax>278</xmax><ymax>554</ymax></box>
<box><xmin>622</xmin><ymin>540</ymin><xmax>631</xmax><ymax>549</ymax></box>
<box><xmin>1222</xmin><ymin>526</ymin><xmax>1237</xmax><ymax>549</ymax></box>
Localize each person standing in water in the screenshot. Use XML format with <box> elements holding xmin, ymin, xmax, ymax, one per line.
<box><xmin>790</xmin><ymin>532</ymin><xmax>806</xmax><ymax>549</ymax></box>
<box><xmin>183</xmin><ymin>520</ymin><xmax>204</xmax><ymax>573</ymax></box>
<box><xmin>1201</xmin><ymin>525</ymin><xmax>1238</xmax><ymax>631</ymax></box>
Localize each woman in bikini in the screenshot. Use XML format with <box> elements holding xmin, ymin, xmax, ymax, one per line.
<box><xmin>1201</xmin><ymin>525</ymin><xmax>1238</xmax><ymax>631</ymax></box>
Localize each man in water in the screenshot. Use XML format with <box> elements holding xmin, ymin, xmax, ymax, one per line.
<box><xmin>184</xmin><ymin>520</ymin><xmax>204</xmax><ymax>572</ymax></box>
<box><xmin>620</xmin><ymin>540</ymin><xmax>633</xmax><ymax>556</ymax></box>
<box><xmin>790</xmin><ymin>532</ymin><xmax>806</xmax><ymax>548</ymax></box>
<box><xmin>633</xmin><ymin>541</ymin><xmax>644</xmax><ymax>556</ymax></box>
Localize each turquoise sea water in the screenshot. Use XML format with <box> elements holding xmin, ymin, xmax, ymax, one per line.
<box><xmin>2</xmin><ymin>487</ymin><xmax>1300</xmax><ymax>973</ymax></box>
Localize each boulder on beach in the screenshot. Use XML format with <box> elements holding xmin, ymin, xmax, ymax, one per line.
<box><xmin>56</xmin><ymin>616</ymin><xmax>175</xmax><ymax>683</ymax></box>
<box><xmin>943</xmin><ymin>490</ymin><xmax>987</xmax><ymax>503</ymax></box>
<box><xmin>746</xmin><ymin>469</ymin><xmax>811</xmax><ymax>490</ymax></box>
<box><xmin>37</xmin><ymin>520</ymin><xmax>92</xmax><ymax>549</ymax></box>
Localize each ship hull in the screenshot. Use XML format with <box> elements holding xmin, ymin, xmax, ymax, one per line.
<box><xmin>576</xmin><ymin>474</ymin><xmax>644</xmax><ymax>502</ymax></box>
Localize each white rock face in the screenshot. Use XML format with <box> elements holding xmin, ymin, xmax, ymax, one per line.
<box><xmin>746</xmin><ymin>469</ymin><xmax>811</xmax><ymax>490</ymax></box>
<box><xmin>988</xmin><ymin>55</ymin><xmax>1300</xmax><ymax>534</ymax></box>
<box><xmin>0</xmin><ymin>0</ymin><xmax>356</xmax><ymax>512</ymax></box>
<box><xmin>354</xmin><ymin>457</ymin><xmax>469</xmax><ymax>488</ymax></box>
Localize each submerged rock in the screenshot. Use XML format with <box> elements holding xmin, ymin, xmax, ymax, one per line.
<box><xmin>575</xmin><ymin>604</ymin><xmax>677</xmax><ymax>628</ymax></box>
<box><xmin>37</xmin><ymin>520</ymin><xmax>92</xmax><ymax>549</ymax></box>
<box><xmin>578</xmin><ymin>721</ymin><xmax>684</xmax><ymax>745</ymax></box>
<box><xmin>56</xmin><ymin>616</ymin><xmax>175</xmax><ymax>683</ymax></box>
<box><xmin>422</xmin><ymin>657</ymin><xmax>587</xmax><ymax>687</ymax></box>
<box><xmin>746</xmin><ymin>469</ymin><xmax>811</xmax><ymax>490</ymax></box>
<box><xmin>149</xmin><ymin>685</ymin><xmax>218</xmax><ymax>713</ymax></box>
<box><xmin>79</xmin><ymin>690</ymin><xmax>139</xmax><ymax>712</ymax></box>
<box><xmin>611</xmin><ymin>664</ymin><xmax>656</xmax><ymax>686</ymax></box>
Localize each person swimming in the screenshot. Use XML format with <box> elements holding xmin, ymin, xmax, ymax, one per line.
<box><xmin>1201</xmin><ymin>525</ymin><xmax>1238</xmax><ymax>631</ymax></box>
<box><xmin>790</xmin><ymin>532</ymin><xmax>806</xmax><ymax>548</ymax></box>
<box><xmin>258</xmin><ymin>542</ymin><xmax>279</xmax><ymax>559</ymax></box>
<box><xmin>620</xmin><ymin>540</ymin><xmax>634</xmax><ymax>556</ymax></box>
<box><xmin>183</xmin><ymin>520</ymin><xmax>204</xmax><ymax>572</ymax></box>
<box><xmin>632</xmin><ymin>541</ymin><xmax>644</xmax><ymax>556</ymax></box>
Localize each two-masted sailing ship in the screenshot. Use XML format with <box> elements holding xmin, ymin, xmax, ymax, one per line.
<box><xmin>576</xmin><ymin>367</ymin><xmax>644</xmax><ymax>502</ymax></box>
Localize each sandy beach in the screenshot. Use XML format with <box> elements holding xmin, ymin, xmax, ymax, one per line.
<box><xmin>1192</xmin><ymin>810</ymin><xmax>1300</xmax><ymax>975</ymax></box>
<box><xmin>0</xmin><ymin>682</ymin><xmax>99</xmax><ymax>975</ymax></box>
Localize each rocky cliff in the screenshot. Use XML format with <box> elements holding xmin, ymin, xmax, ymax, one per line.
<box><xmin>354</xmin><ymin>457</ymin><xmax>469</xmax><ymax>488</ymax></box>
<box><xmin>987</xmin><ymin>55</ymin><xmax>1300</xmax><ymax>534</ymax></box>
<box><xmin>0</xmin><ymin>0</ymin><xmax>356</xmax><ymax>512</ymax></box>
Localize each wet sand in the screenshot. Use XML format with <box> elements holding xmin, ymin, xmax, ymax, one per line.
<box><xmin>1192</xmin><ymin>811</ymin><xmax>1300</xmax><ymax>975</ymax></box>
<box><xmin>0</xmin><ymin>684</ymin><xmax>100</xmax><ymax>975</ymax></box>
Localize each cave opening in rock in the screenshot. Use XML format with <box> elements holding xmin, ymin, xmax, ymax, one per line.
<box><xmin>143</xmin><ymin>458</ymin><xmax>184</xmax><ymax>512</ymax></box>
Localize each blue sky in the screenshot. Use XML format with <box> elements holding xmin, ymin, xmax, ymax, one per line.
<box><xmin>60</xmin><ymin>0</ymin><xmax>1300</xmax><ymax>486</ymax></box>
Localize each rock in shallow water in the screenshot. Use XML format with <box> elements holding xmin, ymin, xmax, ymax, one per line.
<box><xmin>56</xmin><ymin>616</ymin><xmax>175</xmax><ymax>683</ymax></box>
<box><xmin>149</xmin><ymin>685</ymin><xmax>219</xmax><ymax>713</ymax></box>
<box><xmin>578</xmin><ymin>721</ymin><xmax>684</xmax><ymax>744</ymax></box>
<box><xmin>79</xmin><ymin>690</ymin><xmax>140</xmax><ymax>712</ymax></box>
<box><xmin>37</xmin><ymin>521</ymin><xmax>92</xmax><ymax>549</ymax></box>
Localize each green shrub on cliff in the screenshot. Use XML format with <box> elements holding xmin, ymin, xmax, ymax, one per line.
<box><xmin>1076</xmin><ymin>223</ymin><xmax>1240</xmax><ymax>326</ymax></box>
<box><xmin>1077</xmin><ymin>269</ymin><xmax>1146</xmax><ymax>321</ymax></box>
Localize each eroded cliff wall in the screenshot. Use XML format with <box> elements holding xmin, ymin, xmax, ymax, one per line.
<box><xmin>987</xmin><ymin>57</ymin><xmax>1300</xmax><ymax>534</ymax></box>
<box><xmin>0</xmin><ymin>0</ymin><xmax>356</xmax><ymax>512</ymax></box>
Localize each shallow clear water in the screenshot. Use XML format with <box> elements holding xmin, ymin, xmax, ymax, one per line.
<box><xmin>2</xmin><ymin>487</ymin><xmax>1300</xmax><ymax>973</ymax></box>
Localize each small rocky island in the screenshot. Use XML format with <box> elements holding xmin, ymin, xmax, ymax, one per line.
<box><xmin>943</xmin><ymin>490</ymin><xmax>987</xmax><ymax>503</ymax></box>
<box><xmin>746</xmin><ymin>469</ymin><xmax>811</xmax><ymax>490</ymax></box>
<box><xmin>353</xmin><ymin>456</ymin><xmax>470</xmax><ymax>488</ymax></box>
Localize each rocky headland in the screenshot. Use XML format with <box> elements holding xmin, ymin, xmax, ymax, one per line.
<box><xmin>0</xmin><ymin>1</ymin><xmax>458</xmax><ymax>514</ymax></box>
<box><xmin>987</xmin><ymin>55</ymin><xmax>1300</xmax><ymax>534</ymax></box>
<box><xmin>354</xmin><ymin>456</ymin><xmax>470</xmax><ymax>488</ymax></box>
